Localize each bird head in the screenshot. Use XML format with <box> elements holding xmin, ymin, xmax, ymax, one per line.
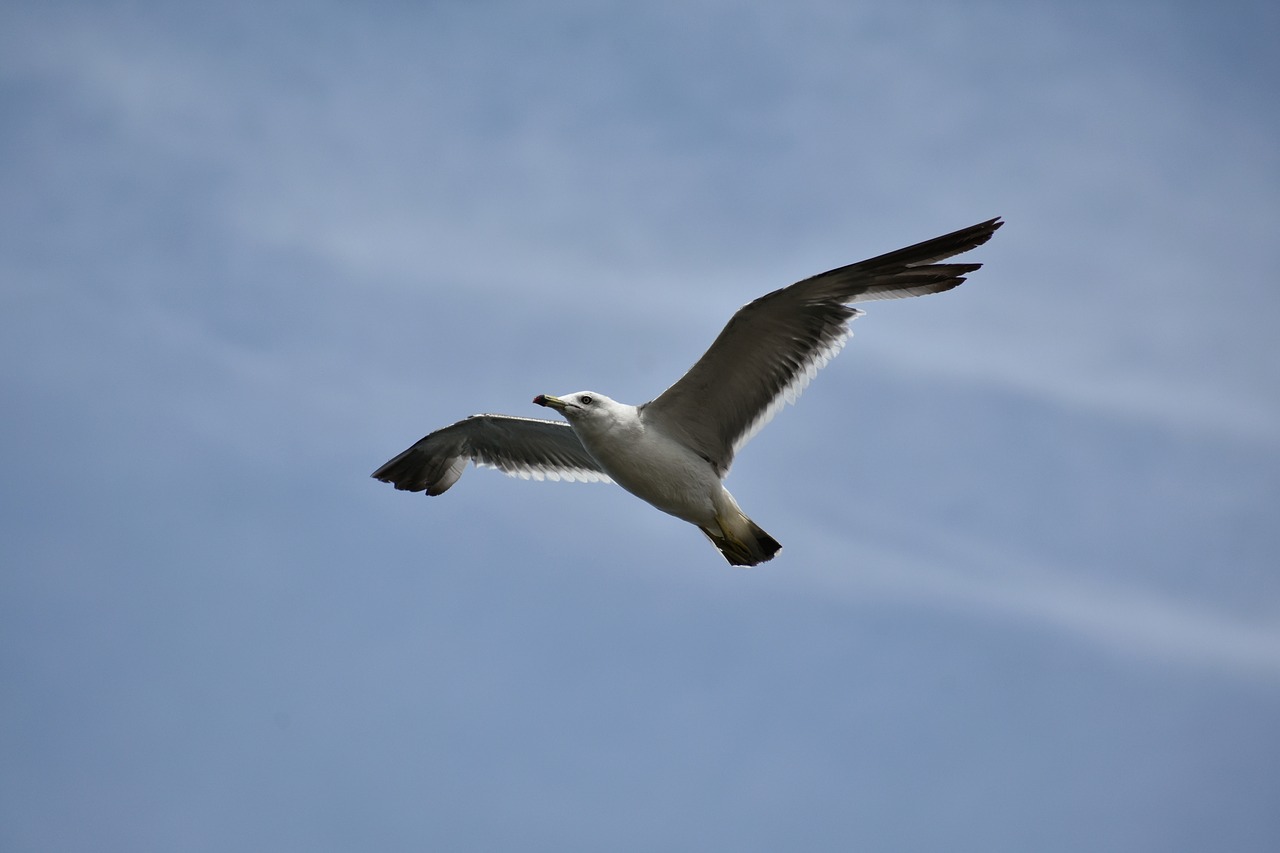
<box><xmin>533</xmin><ymin>391</ymin><xmax>620</xmax><ymax>430</ymax></box>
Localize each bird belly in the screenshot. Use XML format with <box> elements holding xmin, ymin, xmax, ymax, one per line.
<box><xmin>580</xmin><ymin>429</ymin><xmax>719</xmax><ymax>526</ymax></box>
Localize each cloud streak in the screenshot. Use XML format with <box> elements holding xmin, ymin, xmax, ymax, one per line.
<box><xmin>795</xmin><ymin>524</ymin><xmax>1280</xmax><ymax>682</ymax></box>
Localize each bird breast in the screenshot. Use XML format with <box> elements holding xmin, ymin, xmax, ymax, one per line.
<box><xmin>575</xmin><ymin>418</ymin><xmax>719</xmax><ymax>525</ymax></box>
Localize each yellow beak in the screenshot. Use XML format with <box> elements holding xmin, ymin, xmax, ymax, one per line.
<box><xmin>533</xmin><ymin>394</ymin><xmax>568</xmax><ymax>411</ymax></box>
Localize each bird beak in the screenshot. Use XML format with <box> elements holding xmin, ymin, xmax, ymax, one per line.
<box><xmin>533</xmin><ymin>394</ymin><xmax>568</xmax><ymax>412</ymax></box>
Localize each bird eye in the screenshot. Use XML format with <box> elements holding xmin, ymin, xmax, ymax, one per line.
<box><xmin>580</xmin><ymin>395</ymin><xmax>593</xmax><ymax>405</ymax></box>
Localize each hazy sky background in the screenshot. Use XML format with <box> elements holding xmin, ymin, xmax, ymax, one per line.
<box><xmin>3</xmin><ymin>1</ymin><xmax>1279</xmax><ymax>851</ymax></box>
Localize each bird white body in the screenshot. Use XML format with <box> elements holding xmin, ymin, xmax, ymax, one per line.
<box><xmin>539</xmin><ymin>391</ymin><xmax>776</xmax><ymax>563</ymax></box>
<box><xmin>560</xmin><ymin>394</ymin><xmax>721</xmax><ymax>526</ymax></box>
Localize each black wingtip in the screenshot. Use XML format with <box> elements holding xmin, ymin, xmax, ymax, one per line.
<box><xmin>951</xmin><ymin>216</ymin><xmax>1004</xmax><ymax>251</ymax></box>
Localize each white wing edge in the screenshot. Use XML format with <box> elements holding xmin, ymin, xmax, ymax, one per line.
<box><xmin>729</xmin><ymin>311</ymin><xmax>861</xmax><ymax>457</ymax></box>
<box><xmin>475</xmin><ymin>461</ymin><xmax>614</xmax><ymax>485</ymax></box>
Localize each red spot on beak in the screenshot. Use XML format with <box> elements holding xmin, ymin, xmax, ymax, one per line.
<box><xmin>533</xmin><ymin>394</ymin><xmax>547</xmax><ymax>406</ymax></box>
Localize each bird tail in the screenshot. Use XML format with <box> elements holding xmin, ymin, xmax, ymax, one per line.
<box><xmin>700</xmin><ymin>513</ymin><xmax>782</xmax><ymax>567</ymax></box>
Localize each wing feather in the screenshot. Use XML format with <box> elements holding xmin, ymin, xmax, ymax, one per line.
<box><xmin>641</xmin><ymin>218</ymin><xmax>1002</xmax><ymax>475</ymax></box>
<box><xmin>371</xmin><ymin>414</ymin><xmax>610</xmax><ymax>495</ymax></box>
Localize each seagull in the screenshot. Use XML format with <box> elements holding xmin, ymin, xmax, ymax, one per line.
<box><xmin>372</xmin><ymin>217</ymin><xmax>1002</xmax><ymax>566</ymax></box>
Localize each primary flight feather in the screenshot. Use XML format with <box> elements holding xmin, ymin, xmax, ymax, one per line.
<box><xmin>372</xmin><ymin>217</ymin><xmax>1002</xmax><ymax>565</ymax></box>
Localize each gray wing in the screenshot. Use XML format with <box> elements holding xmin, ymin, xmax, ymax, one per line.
<box><xmin>371</xmin><ymin>414</ymin><xmax>611</xmax><ymax>495</ymax></box>
<box><xmin>641</xmin><ymin>218</ymin><xmax>1002</xmax><ymax>476</ymax></box>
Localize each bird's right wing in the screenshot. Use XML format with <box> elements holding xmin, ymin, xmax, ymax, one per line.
<box><xmin>371</xmin><ymin>414</ymin><xmax>611</xmax><ymax>495</ymax></box>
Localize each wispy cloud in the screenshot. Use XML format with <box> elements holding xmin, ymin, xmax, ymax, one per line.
<box><xmin>791</xmin><ymin>520</ymin><xmax>1280</xmax><ymax>682</ymax></box>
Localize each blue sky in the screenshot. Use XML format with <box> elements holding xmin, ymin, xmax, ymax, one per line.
<box><xmin>3</xmin><ymin>1</ymin><xmax>1279</xmax><ymax>850</ymax></box>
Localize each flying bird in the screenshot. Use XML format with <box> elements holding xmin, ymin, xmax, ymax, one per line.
<box><xmin>372</xmin><ymin>217</ymin><xmax>1002</xmax><ymax>566</ymax></box>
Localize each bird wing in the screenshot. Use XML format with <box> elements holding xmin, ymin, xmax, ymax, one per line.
<box><xmin>371</xmin><ymin>414</ymin><xmax>611</xmax><ymax>495</ymax></box>
<box><xmin>641</xmin><ymin>218</ymin><xmax>1002</xmax><ymax>476</ymax></box>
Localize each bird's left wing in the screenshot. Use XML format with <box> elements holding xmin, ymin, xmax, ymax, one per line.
<box><xmin>642</xmin><ymin>218</ymin><xmax>1001</xmax><ymax>475</ymax></box>
<box><xmin>371</xmin><ymin>414</ymin><xmax>611</xmax><ymax>495</ymax></box>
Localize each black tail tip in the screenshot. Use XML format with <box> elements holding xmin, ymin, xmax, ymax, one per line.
<box><xmin>703</xmin><ymin>523</ymin><xmax>782</xmax><ymax>567</ymax></box>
